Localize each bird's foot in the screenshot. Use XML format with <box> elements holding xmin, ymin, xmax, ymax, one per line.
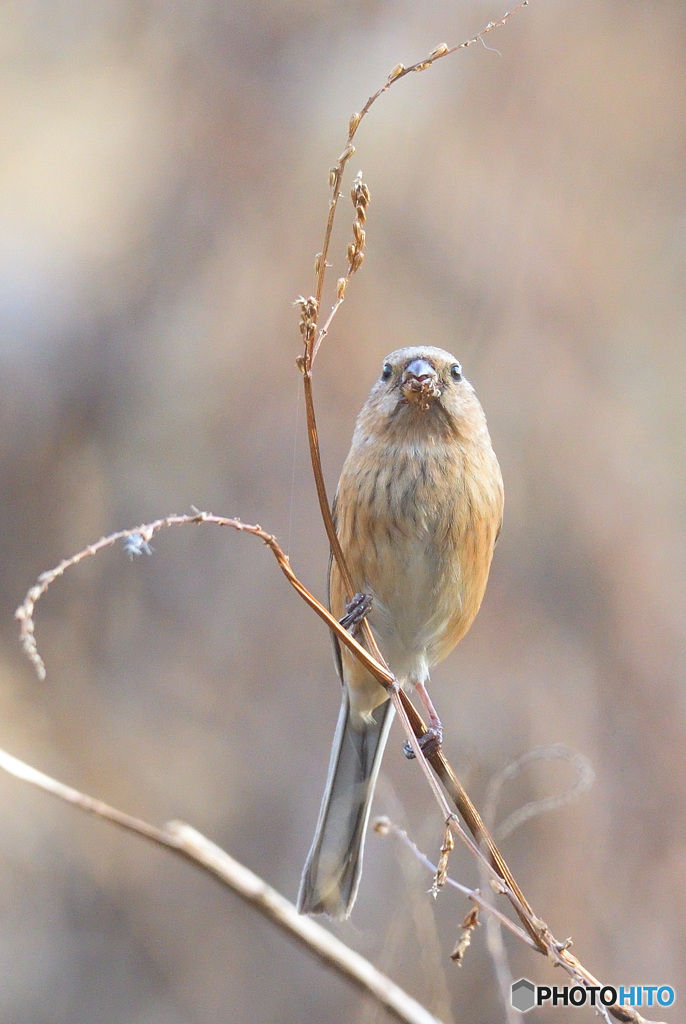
<box><xmin>403</xmin><ymin>725</ymin><xmax>443</xmax><ymax>760</ymax></box>
<box><xmin>339</xmin><ymin>592</ymin><xmax>373</xmax><ymax>636</ymax></box>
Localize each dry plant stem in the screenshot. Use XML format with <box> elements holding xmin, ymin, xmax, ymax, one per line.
<box><xmin>476</xmin><ymin>835</ymin><xmax>519</xmax><ymax>1024</ymax></box>
<box><xmin>13</xmin><ymin>515</ymin><xmax>668</xmax><ymax>1024</ymax></box>
<box><xmin>307</xmin><ymin>1</ymin><xmax>530</xmax><ymax>366</ymax></box>
<box><xmin>354</xmin><ymin>3</ymin><xmax>530</xmax><ymax>131</ymax></box>
<box><xmin>0</xmin><ymin>749</ymin><xmax>443</xmax><ymax>1024</ymax></box>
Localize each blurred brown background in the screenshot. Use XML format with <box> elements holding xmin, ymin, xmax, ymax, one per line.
<box><xmin>1</xmin><ymin>1</ymin><xmax>684</xmax><ymax>1022</ymax></box>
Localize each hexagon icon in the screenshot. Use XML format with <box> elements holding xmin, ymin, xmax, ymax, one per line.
<box><xmin>511</xmin><ymin>977</ymin><xmax>536</xmax><ymax>1012</ymax></box>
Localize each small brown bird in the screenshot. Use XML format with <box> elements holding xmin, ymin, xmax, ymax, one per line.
<box><xmin>297</xmin><ymin>346</ymin><xmax>504</xmax><ymax>918</ymax></box>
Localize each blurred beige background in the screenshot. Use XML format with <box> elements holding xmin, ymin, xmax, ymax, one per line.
<box><xmin>1</xmin><ymin>2</ymin><xmax>684</xmax><ymax>1022</ymax></box>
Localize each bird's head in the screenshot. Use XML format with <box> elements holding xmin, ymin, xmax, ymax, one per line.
<box><xmin>355</xmin><ymin>346</ymin><xmax>489</xmax><ymax>448</ymax></box>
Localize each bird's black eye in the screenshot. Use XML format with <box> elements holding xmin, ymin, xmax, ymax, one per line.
<box><xmin>381</xmin><ymin>362</ymin><xmax>393</xmax><ymax>381</ymax></box>
<box><xmin>450</xmin><ymin>363</ymin><xmax>462</xmax><ymax>382</ymax></box>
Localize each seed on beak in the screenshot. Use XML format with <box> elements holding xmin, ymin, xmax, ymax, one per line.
<box><xmin>401</xmin><ymin>359</ymin><xmax>440</xmax><ymax>409</ymax></box>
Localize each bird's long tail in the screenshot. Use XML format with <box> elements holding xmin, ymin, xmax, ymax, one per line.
<box><xmin>297</xmin><ymin>690</ymin><xmax>394</xmax><ymax>918</ymax></box>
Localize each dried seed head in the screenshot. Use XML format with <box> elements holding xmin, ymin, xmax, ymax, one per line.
<box><xmin>348</xmin><ymin>112</ymin><xmax>361</xmax><ymax>137</ymax></box>
<box><xmin>336</xmin><ymin>277</ymin><xmax>347</xmax><ymax>300</ymax></box>
<box><xmin>415</xmin><ymin>61</ymin><xmax>431</xmax><ymax>72</ymax></box>
<box><xmin>389</xmin><ymin>63</ymin><xmax>405</xmax><ymax>82</ymax></box>
<box><xmin>356</xmin><ymin>204</ymin><xmax>367</xmax><ymax>224</ymax></box>
<box><xmin>350</xmin><ymin>171</ymin><xmax>370</xmax><ymax>213</ymax></box>
<box><xmin>430</xmin><ymin>42</ymin><xmax>449</xmax><ymax>59</ymax></box>
<box><xmin>294</xmin><ymin>295</ymin><xmax>318</xmax><ymax>317</ymax></box>
<box><xmin>347</xmin><ymin>243</ymin><xmax>356</xmax><ymax>263</ymax></box>
<box><xmin>295</xmin><ymin>295</ymin><xmax>318</xmax><ymax>342</ymax></box>
<box><xmin>353</xmin><ymin>221</ymin><xmax>365</xmax><ymax>246</ymax></box>
<box><xmin>450</xmin><ymin>907</ymin><xmax>480</xmax><ymax>965</ymax></box>
<box><xmin>314</xmin><ymin>253</ymin><xmax>321</xmax><ymax>275</ymax></box>
<box><xmin>432</xmin><ymin>824</ymin><xmax>455</xmax><ymax>896</ymax></box>
<box><xmin>329</xmin><ymin>168</ymin><xmax>337</xmax><ymax>190</ymax></box>
<box><xmin>351</xmin><ymin>251</ymin><xmax>364</xmax><ymax>273</ymax></box>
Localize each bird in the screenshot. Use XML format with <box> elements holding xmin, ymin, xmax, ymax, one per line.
<box><xmin>297</xmin><ymin>346</ymin><xmax>504</xmax><ymax>918</ymax></box>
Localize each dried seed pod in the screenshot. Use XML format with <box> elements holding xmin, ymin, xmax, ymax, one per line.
<box><xmin>351</xmin><ymin>176</ymin><xmax>370</xmax><ymax>216</ymax></box>
<box><xmin>432</xmin><ymin>824</ymin><xmax>455</xmax><ymax>895</ymax></box>
<box><xmin>351</xmin><ymin>251</ymin><xmax>364</xmax><ymax>273</ymax></box>
<box><xmin>450</xmin><ymin>907</ymin><xmax>480</xmax><ymax>965</ymax></box>
<box><xmin>295</xmin><ymin>295</ymin><xmax>318</xmax><ymax>341</ymax></box>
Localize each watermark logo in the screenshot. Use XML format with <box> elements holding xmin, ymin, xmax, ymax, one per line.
<box><xmin>511</xmin><ymin>979</ymin><xmax>536</xmax><ymax>1013</ymax></box>
<box><xmin>511</xmin><ymin>978</ymin><xmax>675</xmax><ymax>1013</ymax></box>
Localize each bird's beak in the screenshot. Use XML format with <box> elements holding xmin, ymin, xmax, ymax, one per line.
<box><xmin>401</xmin><ymin>359</ymin><xmax>440</xmax><ymax>408</ymax></box>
